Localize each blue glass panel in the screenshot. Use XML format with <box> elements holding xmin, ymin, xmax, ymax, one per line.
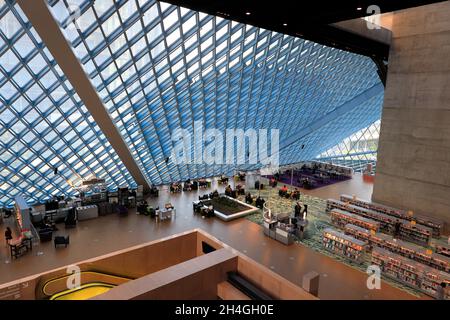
<box><xmin>0</xmin><ymin>1</ymin><xmax>136</xmax><ymax>207</ymax></box>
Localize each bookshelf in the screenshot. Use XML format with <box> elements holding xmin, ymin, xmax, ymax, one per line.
<box><xmin>331</xmin><ymin>209</ymin><xmax>380</xmax><ymax>232</ymax></box>
<box><xmin>372</xmin><ymin>247</ymin><xmax>450</xmax><ymax>299</ymax></box>
<box><xmin>436</xmin><ymin>244</ymin><xmax>450</xmax><ymax>258</ymax></box>
<box><xmin>344</xmin><ymin>224</ymin><xmax>449</xmax><ymax>273</ymax></box>
<box><xmin>322</xmin><ymin>228</ymin><xmax>367</xmax><ymax>264</ymax></box>
<box><xmin>326</xmin><ymin>199</ymin><xmax>432</xmax><ymax>246</ymax></box>
<box><xmin>340</xmin><ymin>194</ymin><xmax>443</xmax><ymax>237</ymax></box>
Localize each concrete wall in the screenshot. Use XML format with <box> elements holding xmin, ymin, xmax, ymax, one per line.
<box><xmin>373</xmin><ymin>1</ymin><xmax>450</xmax><ymax>234</ymax></box>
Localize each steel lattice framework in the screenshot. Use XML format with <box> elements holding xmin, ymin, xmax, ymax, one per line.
<box><xmin>0</xmin><ymin>0</ymin><xmax>136</xmax><ymax>207</ymax></box>
<box><xmin>317</xmin><ymin>120</ymin><xmax>380</xmax><ymax>172</ymax></box>
<box><xmin>0</xmin><ymin>0</ymin><xmax>384</xmax><ymax>207</ymax></box>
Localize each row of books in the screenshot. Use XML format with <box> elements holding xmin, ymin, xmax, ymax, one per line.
<box><xmin>372</xmin><ymin>247</ymin><xmax>450</xmax><ymax>299</ymax></box>
<box><xmin>436</xmin><ymin>244</ymin><xmax>450</xmax><ymax>258</ymax></box>
<box><xmin>331</xmin><ymin>208</ymin><xmax>380</xmax><ymax>232</ymax></box>
<box><xmin>344</xmin><ymin>224</ymin><xmax>449</xmax><ymax>273</ymax></box>
<box><xmin>322</xmin><ymin>228</ymin><xmax>367</xmax><ymax>263</ymax></box>
<box><xmin>340</xmin><ymin>194</ymin><xmax>442</xmax><ymax>237</ymax></box>
<box><xmin>326</xmin><ymin>199</ymin><xmax>432</xmax><ymax>246</ymax></box>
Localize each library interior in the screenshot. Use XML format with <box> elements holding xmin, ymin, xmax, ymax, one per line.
<box><xmin>0</xmin><ymin>0</ymin><xmax>449</xmax><ymax>301</ymax></box>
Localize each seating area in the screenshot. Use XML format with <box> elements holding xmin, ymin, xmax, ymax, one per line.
<box><xmin>278</xmin><ymin>186</ymin><xmax>301</xmax><ymax>200</ymax></box>
<box><xmin>264</xmin><ymin>161</ymin><xmax>353</xmax><ymax>190</ymax></box>
<box><xmin>193</xmin><ymin>201</ymin><xmax>215</xmax><ymax>218</ymax></box>
<box><xmin>224</xmin><ymin>184</ymin><xmax>245</xmax><ymax>199</ymax></box>
<box><xmin>169</xmin><ymin>182</ymin><xmax>182</xmax><ymax>193</ymax></box>
<box><xmin>182</xmin><ymin>180</ymin><xmax>198</xmax><ymax>191</ymax></box>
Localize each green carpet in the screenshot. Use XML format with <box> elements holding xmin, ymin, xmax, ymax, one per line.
<box><xmin>242</xmin><ymin>187</ymin><xmax>427</xmax><ymax>298</ymax></box>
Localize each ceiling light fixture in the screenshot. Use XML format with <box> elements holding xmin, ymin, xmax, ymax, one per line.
<box><xmin>283</xmin><ymin>23</ymin><xmax>287</xmax><ymax>26</ymax></box>
<box><xmin>245</xmin><ymin>12</ymin><xmax>251</xmax><ymax>15</ymax></box>
<box><xmin>357</xmin><ymin>7</ymin><xmax>362</xmax><ymax>11</ymax></box>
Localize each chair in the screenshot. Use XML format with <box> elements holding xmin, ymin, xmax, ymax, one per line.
<box><xmin>39</xmin><ymin>227</ymin><xmax>53</xmax><ymax>242</ymax></box>
<box><xmin>54</xmin><ymin>236</ymin><xmax>69</xmax><ymax>248</ymax></box>
<box><xmin>64</xmin><ymin>208</ymin><xmax>77</xmax><ymax>229</ymax></box>
<box><xmin>117</xmin><ymin>204</ymin><xmax>128</xmax><ymax>216</ymax></box>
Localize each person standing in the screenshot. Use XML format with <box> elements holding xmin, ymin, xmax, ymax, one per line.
<box><xmin>294</xmin><ymin>202</ymin><xmax>302</xmax><ymax>218</ymax></box>
<box><xmin>5</xmin><ymin>227</ymin><xmax>12</xmax><ymax>246</ymax></box>
<box><xmin>436</xmin><ymin>282</ymin><xmax>447</xmax><ymax>300</ymax></box>
<box><xmin>302</xmin><ymin>204</ymin><xmax>308</xmax><ymax>220</ymax></box>
<box><xmin>394</xmin><ymin>219</ymin><xmax>402</xmax><ymax>238</ymax></box>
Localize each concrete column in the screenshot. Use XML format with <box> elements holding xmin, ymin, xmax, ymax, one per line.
<box><xmin>373</xmin><ymin>1</ymin><xmax>450</xmax><ymax>233</ymax></box>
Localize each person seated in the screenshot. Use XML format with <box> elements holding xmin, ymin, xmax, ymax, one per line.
<box><xmin>193</xmin><ymin>202</ymin><xmax>203</xmax><ymax>214</ymax></box>
<box><xmin>292</xmin><ymin>188</ymin><xmax>300</xmax><ymax>200</ymax></box>
<box><xmin>245</xmin><ymin>193</ymin><xmax>253</xmax><ymax>204</ymax></box>
<box><xmin>199</xmin><ymin>194</ymin><xmax>209</xmax><ymax>201</ymax></box>
<box><xmin>137</xmin><ymin>201</ymin><xmax>147</xmax><ymax>214</ymax></box>
<box><xmin>302</xmin><ymin>178</ymin><xmax>310</xmax><ymax>189</ymax></box>
<box><xmin>225</xmin><ymin>185</ymin><xmax>233</xmax><ymax>197</ymax></box>
<box><xmin>219</xmin><ymin>174</ymin><xmax>228</xmax><ymax>184</ymax></box>
<box><xmin>255</xmin><ymin>196</ymin><xmax>265</xmax><ymax>209</ymax></box>
<box><xmin>270</xmin><ymin>178</ymin><xmax>277</xmax><ymax>188</ymax></box>
<box><xmin>206</xmin><ymin>205</ymin><xmax>214</xmax><ymax>217</ymax></box>
<box><xmin>198</xmin><ymin>177</ymin><xmax>207</xmax><ymax>188</ymax></box>
<box><xmin>183</xmin><ymin>181</ymin><xmax>192</xmax><ymax>191</ymax></box>
<box><xmin>211</xmin><ymin>190</ymin><xmax>219</xmax><ymax>198</ymax></box>
<box><xmin>147</xmin><ymin>206</ymin><xmax>156</xmax><ymax>218</ymax></box>
<box><xmin>279</xmin><ymin>185</ymin><xmax>288</xmax><ymax>196</ymax></box>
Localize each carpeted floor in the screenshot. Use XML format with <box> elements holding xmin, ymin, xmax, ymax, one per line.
<box><xmin>241</xmin><ymin>186</ymin><xmax>448</xmax><ymax>298</ymax></box>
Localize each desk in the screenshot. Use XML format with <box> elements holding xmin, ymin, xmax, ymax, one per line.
<box><xmin>9</xmin><ymin>238</ymin><xmax>32</xmax><ymax>259</ymax></box>
<box><xmin>156</xmin><ymin>208</ymin><xmax>176</xmax><ymax>221</ymax></box>
<box><xmin>76</xmin><ymin>205</ymin><xmax>98</xmax><ymax>221</ymax></box>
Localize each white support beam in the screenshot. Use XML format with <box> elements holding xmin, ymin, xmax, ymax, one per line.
<box><xmin>17</xmin><ymin>0</ymin><xmax>150</xmax><ymax>191</ymax></box>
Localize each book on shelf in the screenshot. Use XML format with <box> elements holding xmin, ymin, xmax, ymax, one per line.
<box><xmin>344</xmin><ymin>224</ymin><xmax>449</xmax><ymax>273</ymax></box>
<box><xmin>372</xmin><ymin>247</ymin><xmax>450</xmax><ymax>299</ymax></box>
<box><xmin>322</xmin><ymin>228</ymin><xmax>367</xmax><ymax>262</ymax></box>
<box><xmin>327</xmin><ymin>199</ymin><xmax>432</xmax><ymax>246</ymax></box>
<box><xmin>339</xmin><ymin>194</ymin><xmax>442</xmax><ymax>237</ymax></box>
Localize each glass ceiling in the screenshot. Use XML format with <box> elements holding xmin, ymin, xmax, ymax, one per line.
<box><xmin>317</xmin><ymin>120</ymin><xmax>381</xmax><ymax>172</ymax></box>
<box><xmin>46</xmin><ymin>0</ymin><xmax>383</xmax><ymax>186</ymax></box>
<box><xmin>0</xmin><ymin>0</ymin><xmax>384</xmax><ymax>207</ymax></box>
<box><xmin>0</xmin><ymin>0</ymin><xmax>136</xmax><ymax>207</ymax></box>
